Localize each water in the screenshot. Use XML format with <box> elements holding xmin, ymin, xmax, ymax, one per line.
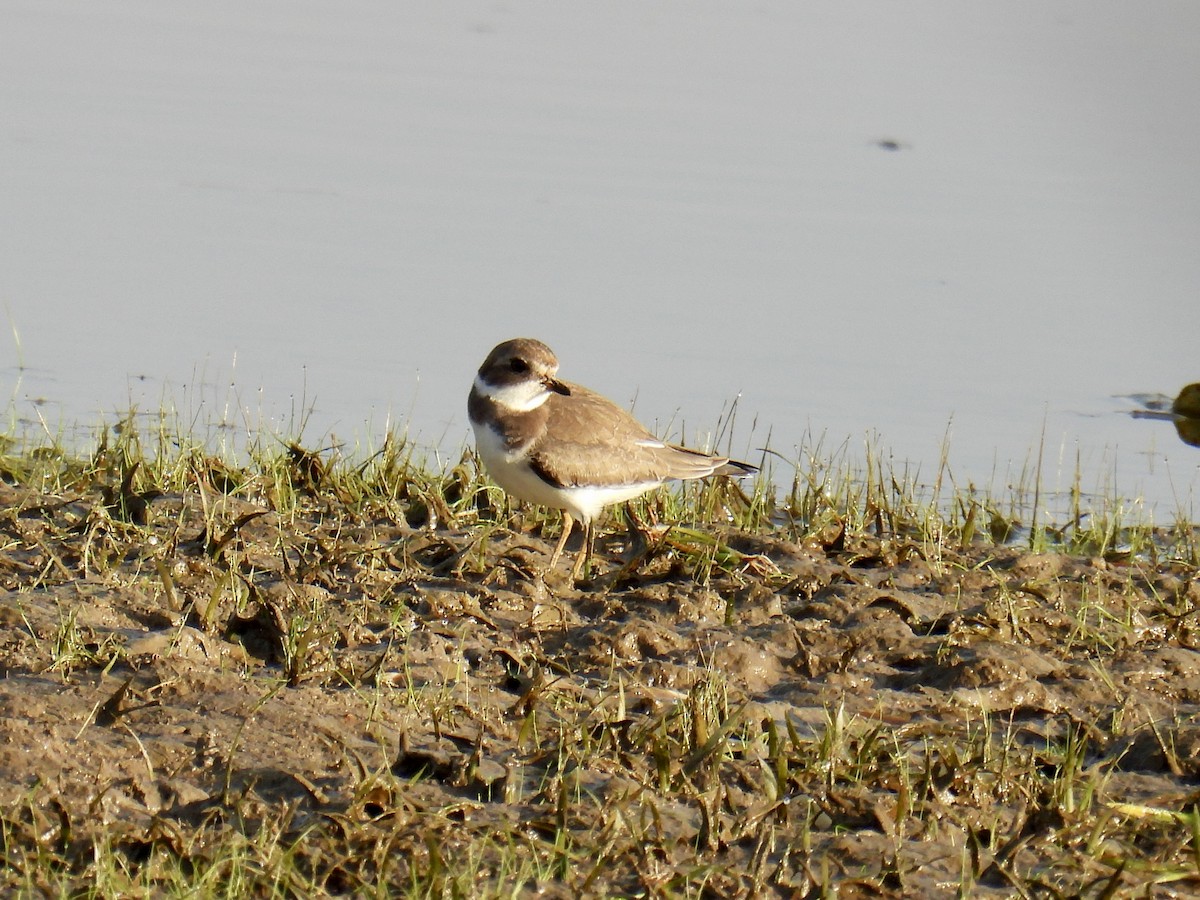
<box><xmin>2</xmin><ymin>1</ymin><xmax>1198</xmax><ymax>520</ymax></box>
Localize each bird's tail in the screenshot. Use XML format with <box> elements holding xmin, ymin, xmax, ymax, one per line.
<box><xmin>716</xmin><ymin>458</ymin><xmax>758</xmax><ymax>478</ymax></box>
<box><xmin>667</xmin><ymin>444</ymin><xmax>759</xmax><ymax>480</ymax></box>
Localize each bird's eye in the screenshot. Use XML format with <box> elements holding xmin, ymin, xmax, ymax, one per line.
<box><xmin>509</xmin><ymin>358</ymin><xmax>529</xmax><ymax>374</ymax></box>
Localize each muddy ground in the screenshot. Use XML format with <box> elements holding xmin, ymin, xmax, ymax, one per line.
<box><xmin>2</xmin><ymin>474</ymin><xmax>1200</xmax><ymax>897</ymax></box>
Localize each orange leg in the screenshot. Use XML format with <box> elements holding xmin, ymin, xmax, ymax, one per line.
<box><xmin>548</xmin><ymin>512</ymin><xmax>575</xmax><ymax>571</ymax></box>
<box><xmin>571</xmin><ymin>521</ymin><xmax>595</xmax><ymax>582</ymax></box>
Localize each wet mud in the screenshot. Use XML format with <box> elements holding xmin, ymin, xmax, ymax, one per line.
<box><xmin>2</xmin><ymin>478</ymin><xmax>1199</xmax><ymax>896</ymax></box>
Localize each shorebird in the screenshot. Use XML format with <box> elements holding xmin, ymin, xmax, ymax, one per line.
<box><xmin>468</xmin><ymin>338</ymin><xmax>757</xmax><ymax>580</ymax></box>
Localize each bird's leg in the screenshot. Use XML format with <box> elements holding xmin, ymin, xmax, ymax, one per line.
<box><xmin>571</xmin><ymin>521</ymin><xmax>595</xmax><ymax>582</ymax></box>
<box><xmin>547</xmin><ymin>512</ymin><xmax>575</xmax><ymax>571</ymax></box>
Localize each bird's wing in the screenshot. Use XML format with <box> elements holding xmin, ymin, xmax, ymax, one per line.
<box><xmin>529</xmin><ymin>383</ymin><xmax>734</xmax><ymax>487</ymax></box>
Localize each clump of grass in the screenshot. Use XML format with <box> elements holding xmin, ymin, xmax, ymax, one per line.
<box><xmin>3</xmin><ymin>405</ymin><xmax>1192</xmax><ymax>568</ymax></box>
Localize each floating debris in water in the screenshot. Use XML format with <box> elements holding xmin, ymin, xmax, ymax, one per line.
<box><xmin>1125</xmin><ymin>382</ymin><xmax>1200</xmax><ymax>447</ymax></box>
<box><xmin>1173</xmin><ymin>383</ymin><xmax>1200</xmax><ymax>419</ymax></box>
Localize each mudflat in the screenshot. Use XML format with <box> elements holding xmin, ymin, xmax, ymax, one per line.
<box><xmin>1</xmin><ymin>453</ymin><xmax>1198</xmax><ymax>897</ymax></box>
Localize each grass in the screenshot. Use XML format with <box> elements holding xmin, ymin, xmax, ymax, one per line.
<box><xmin>1</xmin><ymin>408</ymin><xmax>1199</xmax><ymax>896</ymax></box>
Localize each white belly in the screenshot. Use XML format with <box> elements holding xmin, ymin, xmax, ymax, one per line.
<box><xmin>472</xmin><ymin>422</ymin><xmax>660</xmax><ymax>522</ymax></box>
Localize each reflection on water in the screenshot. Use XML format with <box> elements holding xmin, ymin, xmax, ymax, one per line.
<box><xmin>1127</xmin><ymin>384</ymin><xmax>1200</xmax><ymax>449</ymax></box>
<box><xmin>1176</xmin><ymin>420</ymin><xmax>1200</xmax><ymax>450</ymax></box>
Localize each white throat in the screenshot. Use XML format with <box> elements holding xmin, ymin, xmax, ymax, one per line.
<box><xmin>474</xmin><ymin>373</ymin><xmax>553</xmax><ymax>413</ymax></box>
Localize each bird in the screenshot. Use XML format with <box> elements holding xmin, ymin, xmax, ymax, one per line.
<box><xmin>468</xmin><ymin>337</ymin><xmax>757</xmax><ymax>581</ymax></box>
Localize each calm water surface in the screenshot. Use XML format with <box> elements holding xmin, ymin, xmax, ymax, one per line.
<box><xmin>3</xmin><ymin>2</ymin><xmax>1198</xmax><ymax>520</ymax></box>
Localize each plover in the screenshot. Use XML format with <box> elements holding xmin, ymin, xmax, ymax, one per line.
<box><xmin>468</xmin><ymin>337</ymin><xmax>757</xmax><ymax>580</ymax></box>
